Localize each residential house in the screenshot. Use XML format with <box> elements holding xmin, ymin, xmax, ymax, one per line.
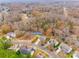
<box><xmin>6</xmin><ymin>32</ymin><xmax>16</xmax><ymax>39</ymax></box>
<box><xmin>60</xmin><ymin>43</ymin><xmax>72</xmax><ymax>54</ymax></box>
<box><xmin>19</xmin><ymin>47</ymin><xmax>35</xmax><ymax>55</ymax></box>
<box><xmin>32</xmin><ymin>36</ymin><xmax>46</xmax><ymax>45</ymax></box>
<box><xmin>48</xmin><ymin>39</ymin><xmax>59</xmax><ymax>46</ymax></box>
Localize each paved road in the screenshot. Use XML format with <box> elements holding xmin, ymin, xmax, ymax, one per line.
<box><xmin>32</xmin><ymin>43</ymin><xmax>59</xmax><ymax>58</ymax></box>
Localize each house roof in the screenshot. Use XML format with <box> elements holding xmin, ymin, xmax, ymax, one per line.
<box><xmin>39</xmin><ymin>36</ymin><xmax>46</xmax><ymax>41</ymax></box>
<box><xmin>7</xmin><ymin>32</ymin><xmax>16</xmax><ymax>38</ymax></box>
<box><xmin>60</xmin><ymin>43</ymin><xmax>72</xmax><ymax>53</ymax></box>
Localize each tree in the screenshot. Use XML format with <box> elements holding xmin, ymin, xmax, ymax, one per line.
<box><xmin>1</xmin><ymin>24</ymin><xmax>13</xmax><ymax>34</ymax></box>
<box><xmin>14</xmin><ymin>30</ymin><xmax>25</xmax><ymax>38</ymax></box>
<box><xmin>0</xmin><ymin>37</ymin><xmax>12</xmax><ymax>49</ymax></box>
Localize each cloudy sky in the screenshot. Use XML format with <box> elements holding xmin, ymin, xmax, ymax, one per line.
<box><xmin>0</xmin><ymin>0</ymin><xmax>78</xmax><ymax>3</ymax></box>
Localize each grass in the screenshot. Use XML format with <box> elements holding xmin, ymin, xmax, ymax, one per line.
<box><xmin>66</xmin><ymin>53</ymin><xmax>73</xmax><ymax>58</ymax></box>
<box><xmin>0</xmin><ymin>37</ymin><xmax>12</xmax><ymax>49</ymax></box>
<box><xmin>0</xmin><ymin>48</ymin><xmax>32</xmax><ymax>58</ymax></box>
<box><xmin>0</xmin><ymin>49</ymin><xmax>18</xmax><ymax>58</ymax></box>
<box><xmin>0</xmin><ymin>36</ymin><xmax>32</xmax><ymax>58</ymax></box>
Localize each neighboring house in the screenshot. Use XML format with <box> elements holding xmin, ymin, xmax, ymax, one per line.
<box><xmin>9</xmin><ymin>43</ymin><xmax>35</xmax><ymax>56</ymax></box>
<box><xmin>44</xmin><ymin>39</ymin><xmax>60</xmax><ymax>51</ymax></box>
<box><xmin>39</xmin><ymin>36</ymin><xmax>47</xmax><ymax>41</ymax></box>
<box><xmin>20</xmin><ymin>47</ymin><xmax>30</xmax><ymax>54</ymax></box>
<box><xmin>32</xmin><ymin>36</ymin><xmax>46</xmax><ymax>45</ymax></box>
<box><xmin>60</xmin><ymin>43</ymin><xmax>72</xmax><ymax>54</ymax></box>
<box><xmin>46</xmin><ymin>39</ymin><xmax>59</xmax><ymax>49</ymax></box>
<box><xmin>6</xmin><ymin>32</ymin><xmax>16</xmax><ymax>39</ymax></box>
<box><xmin>19</xmin><ymin>47</ymin><xmax>36</xmax><ymax>57</ymax></box>
<box><xmin>32</xmin><ymin>35</ymin><xmax>40</xmax><ymax>44</ymax></box>
<box><xmin>49</xmin><ymin>39</ymin><xmax>59</xmax><ymax>46</ymax></box>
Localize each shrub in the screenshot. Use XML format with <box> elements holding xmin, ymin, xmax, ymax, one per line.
<box><xmin>0</xmin><ymin>37</ymin><xmax>12</xmax><ymax>49</ymax></box>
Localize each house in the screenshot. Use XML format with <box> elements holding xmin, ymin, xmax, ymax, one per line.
<box><xmin>32</xmin><ymin>36</ymin><xmax>46</xmax><ymax>45</ymax></box>
<box><xmin>39</xmin><ymin>36</ymin><xmax>47</xmax><ymax>41</ymax></box>
<box><xmin>6</xmin><ymin>32</ymin><xmax>16</xmax><ymax>39</ymax></box>
<box><xmin>60</xmin><ymin>43</ymin><xmax>72</xmax><ymax>54</ymax></box>
<box><xmin>19</xmin><ymin>47</ymin><xmax>36</xmax><ymax>57</ymax></box>
<box><xmin>40</xmin><ymin>38</ymin><xmax>59</xmax><ymax>48</ymax></box>
<box><xmin>43</xmin><ymin>39</ymin><xmax>60</xmax><ymax>52</ymax></box>
<box><xmin>48</xmin><ymin>39</ymin><xmax>59</xmax><ymax>47</ymax></box>
<box><xmin>44</xmin><ymin>39</ymin><xmax>55</xmax><ymax>47</ymax></box>
<box><xmin>19</xmin><ymin>47</ymin><xmax>31</xmax><ymax>54</ymax></box>
<box><xmin>31</xmin><ymin>35</ymin><xmax>40</xmax><ymax>45</ymax></box>
<box><xmin>39</xmin><ymin>36</ymin><xmax>50</xmax><ymax>46</ymax></box>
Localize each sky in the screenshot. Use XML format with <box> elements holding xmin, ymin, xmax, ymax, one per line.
<box><xmin>0</xmin><ymin>0</ymin><xmax>79</xmax><ymax>3</ymax></box>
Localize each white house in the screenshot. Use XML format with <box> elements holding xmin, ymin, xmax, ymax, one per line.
<box><xmin>48</xmin><ymin>39</ymin><xmax>59</xmax><ymax>46</ymax></box>
<box><xmin>60</xmin><ymin>43</ymin><xmax>72</xmax><ymax>54</ymax></box>
<box><xmin>33</xmin><ymin>36</ymin><xmax>46</xmax><ymax>45</ymax></box>
<box><xmin>6</xmin><ymin>32</ymin><xmax>16</xmax><ymax>39</ymax></box>
<box><xmin>39</xmin><ymin>36</ymin><xmax>47</xmax><ymax>41</ymax></box>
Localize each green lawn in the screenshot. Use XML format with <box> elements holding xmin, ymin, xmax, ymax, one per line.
<box><xmin>0</xmin><ymin>36</ymin><xmax>32</xmax><ymax>58</ymax></box>
<box><xmin>66</xmin><ymin>53</ymin><xmax>73</xmax><ymax>58</ymax></box>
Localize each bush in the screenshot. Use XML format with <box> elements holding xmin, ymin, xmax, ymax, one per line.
<box><xmin>0</xmin><ymin>37</ymin><xmax>12</xmax><ymax>49</ymax></box>
<box><xmin>1</xmin><ymin>24</ymin><xmax>13</xmax><ymax>34</ymax></box>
